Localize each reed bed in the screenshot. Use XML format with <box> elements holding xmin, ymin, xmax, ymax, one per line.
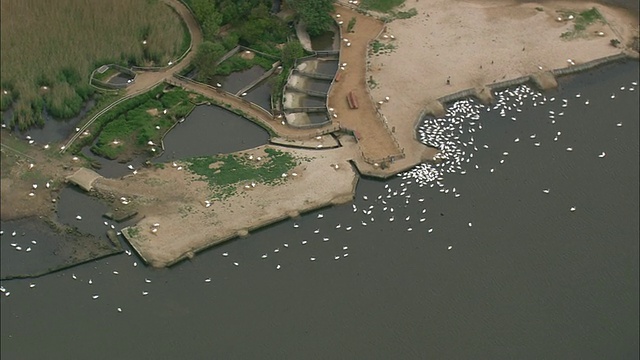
<box><xmin>0</xmin><ymin>0</ymin><xmax>187</xmax><ymax>129</ymax></box>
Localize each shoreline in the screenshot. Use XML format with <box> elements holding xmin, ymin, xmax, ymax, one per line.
<box><xmin>1</xmin><ymin>0</ymin><xmax>638</xmax><ymax>270</ymax></box>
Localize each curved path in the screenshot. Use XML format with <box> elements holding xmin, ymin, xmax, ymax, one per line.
<box><xmin>63</xmin><ymin>0</ymin><xmax>343</xmax><ymax>152</ymax></box>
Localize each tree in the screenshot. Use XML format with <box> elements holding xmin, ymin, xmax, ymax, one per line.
<box><xmin>286</xmin><ymin>0</ymin><xmax>335</xmax><ymax>37</ymax></box>
<box><xmin>281</xmin><ymin>41</ymin><xmax>305</xmax><ymax>68</ymax></box>
<box><xmin>192</xmin><ymin>41</ymin><xmax>227</xmax><ymax>82</ymax></box>
<box><xmin>190</xmin><ymin>0</ymin><xmax>223</xmax><ymax>41</ymax></box>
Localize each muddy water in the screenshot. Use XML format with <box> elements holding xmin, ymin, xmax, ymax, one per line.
<box><xmin>310</xmin><ymin>30</ymin><xmax>337</xmax><ymax>51</ymax></box>
<box><xmin>214</xmin><ymin>65</ymin><xmax>269</xmax><ymax>94</ymax></box>
<box><xmin>242</xmin><ymin>79</ymin><xmax>273</xmax><ymax>112</ymax></box>
<box><xmin>154</xmin><ymin>104</ymin><xmax>269</xmax><ymax>163</ymax></box>
<box><xmin>4</xmin><ymin>99</ymin><xmax>96</xmax><ymax>145</ymax></box>
<box><xmin>1</xmin><ymin>62</ymin><xmax>637</xmax><ymax>359</ymax></box>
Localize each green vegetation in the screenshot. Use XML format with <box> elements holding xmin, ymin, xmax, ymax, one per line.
<box><xmin>347</xmin><ymin>17</ymin><xmax>357</xmax><ymax>33</ymax></box>
<box><xmin>184</xmin><ymin>0</ymin><xmax>303</xmax><ymax>90</ymax></box>
<box><xmin>379</xmin><ymin>7</ymin><xmax>418</xmax><ymax>22</ymax></box>
<box><xmin>91</xmin><ymin>87</ymin><xmax>196</xmax><ymax>160</ymax></box>
<box><xmin>127</xmin><ymin>227</ymin><xmax>140</xmax><ymax>238</ymax></box>
<box><xmin>0</xmin><ymin>0</ymin><xmax>187</xmax><ymax>130</ymax></box>
<box><xmin>189</xmin><ymin>0</ymin><xmax>223</xmax><ymax>42</ymax></box>
<box><xmin>215</xmin><ymin>53</ymin><xmax>276</xmax><ymax>77</ymax></box>
<box><xmin>393</xmin><ymin>8</ymin><xmax>418</xmax><ymax>19</ymax></box>
<box><xmin>360</xmin><ymin>0</ymin><xmax>405</xmax><ymax>13</ymax></box>
<box><xmin>75</xmin><ymin>85</ymin><xmax>195</xmax><ymax>160</ymax></box>
<box><xmin>559</xmin><ymin>7</ymin><xmax>605</xmax><ymax>39</ymax></box>
<box><xmin>186</xmin><ymin>148</ymin><xmax>299</xmax><ymax>199</ymax></box>
<box><xmin>92</xmin><ymin>68</ymin><xmax>121</xmax><ymax>82</ymax></box>
<box><xmin>370</xmin><ymin>40</ymin><xmax>396</xmax><ymax>54</ymax></box>
<box><xmin>286</xmin><ymin>0</ymin><xmax>335</xmax><ymax>37</ymax></box>
<box><xmin>192</xmin><ymin>41</ymin><xmax>227</xmax><ymax>82</ymax></box>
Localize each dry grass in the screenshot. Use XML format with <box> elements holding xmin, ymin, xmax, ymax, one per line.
<box><xmin>0</xmin><ymin>0</ymin><xmax>187</xmax><ymax>129</ymax></box>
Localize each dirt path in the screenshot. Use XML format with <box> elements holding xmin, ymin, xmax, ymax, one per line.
<box><xmin>327</xmin><ymin>5</ymin><xmax>402</xmax><ymax>163</ymax></box>
<box><xmin>123</xmin><ymin>0</ymin><xmax>203</xmax><ymax>96</ymax></box>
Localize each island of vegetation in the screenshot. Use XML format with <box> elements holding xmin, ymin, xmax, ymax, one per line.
<box><xmin>1</xmin><ymin>0</ymin><xmax>638</xmax><ymax>269</ymax></box>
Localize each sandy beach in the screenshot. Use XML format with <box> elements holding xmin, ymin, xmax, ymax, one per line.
<box><xmin>2</xmin><ymin>0</ymin><xmax>637</xmax><ymax>269</ymax></box>
<box><xmin>365</xmin><ymin>0</ymin><xmax>638</xmax><ymax>155</ymax></box>
<box><xmin>98</xmin><ymin>141</ymin><xmax>359</xmax><ymax>267</ymax></box>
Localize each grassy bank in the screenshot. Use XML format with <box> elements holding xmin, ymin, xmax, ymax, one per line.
<box><xmin>89</xmin><ymin>86</ymin><xmax>202</xmax><ymax>160</ymax></box>
<box><xmin>186</xmin><ymin>148</ymin><xmax>299</xmax><ymax>199</ymax></box>
<box><xmin>0</xmin><ymin>0</ymin><xmax>187</xmax><ymax>130</ymax></box>
<box><xmin>360</xmin><ymin>0</ymin><xmax>405</xmax><ymax>13</ymax></box>
<box><xmin>559</xmin><ymin>8</ymin><xmax>605</xmax><ymax>39</ymax></box>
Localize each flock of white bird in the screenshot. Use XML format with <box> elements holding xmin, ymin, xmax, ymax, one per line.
<box><xmin>1</xmin><ymin>80</ymin><xmax>636</xmax><ymax>308</ymax></box>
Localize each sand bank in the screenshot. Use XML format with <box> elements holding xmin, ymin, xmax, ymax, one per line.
<box><xmin>100</xmin><ymin>143</ymin><xmax>359</xmax><ymax>267</ymax></box>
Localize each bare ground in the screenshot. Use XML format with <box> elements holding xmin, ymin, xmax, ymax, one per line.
<box><xmin>94</xmin><ymin>141</ymin><xmax>359</xmax><ymax>267</ymax></box>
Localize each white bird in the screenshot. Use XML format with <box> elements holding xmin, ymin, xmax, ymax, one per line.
<box><xmin>117</xmin><ymin>308</ymin><xmax>122</xmax><ymax>312</ymax></box>
<box><xmin>447</xmin><ymin>246</ymin><xmax>453</xmax><ymax>250</ymax></box>
<box><xmin>317</xmin><ymin>213</ymin><xmax>324</xmax><ymax>219</ymax></box>
<box><xmin>468</xmin><ymin>222</ymin><xmax>472</xmax><ymax>227</ymax></box>
<box><xmin>205</xmin><ymin>278</ymin><xmax>211</xmax><ymax>283</ymax></box>
<box><xmin>92</xmin><ymin>295</ymin><xmax>99</xmax><ymax>299</ymax></box>
<box><xmin>32</xmin><ymin>184</ymin><xmax>38</xmax><ymax>189</ymax></box>
<box><xmin>276</xmin><ymin>264</ymin><xmax>281</xmax><ymax>270</ymax></box>
<box><xmin>570</xmin><ymin>206</ymin><xmax>576</xmax><ymax>212</ymax></box>
<box><xmin>76</xmin><ymin>215</ymin><xmax>82</xmax><ymax>220</ymax></box>
<box><xmin>145</xmin><ymin>278</ymin><xmax>151</xmax><ymax>283</ymax></box>
<box><xmin>543</xmin><ymin>189</ymin><xmax>550</xmax><ymax>194</ymax></box>
<box><xmin>222</xmin><ymin>252</ymin><xmax>228</xmax><ymax>257</ymax></box>
<box><xmin>127</xmin><ymin>165</ymin><xmax>134</xmax><ymax>170</ymax></box>
<box><xmin>566</xmin><ymin>147</ymin><xmax>573</xmax><ymax>152</ymax></box>
<box><xmin>598</xmin><ymin>152</ymin><xmax>606</xmax><ymax>158</ymax></box>
<box><xmin>142</xmin><ymin>291</ymin><xmax>149</xmax><ymax>296</ymax></box>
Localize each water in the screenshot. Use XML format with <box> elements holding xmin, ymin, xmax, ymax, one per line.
<box><xmin>242</xmin><ymin>79</ymin><xmax>273</xmax><ymax>112</ymax></box>
<box><xmin>1</xmin><ymin>62</ymin><xmax>638</xmax><ymax>358</ymax></box>
<box><xmin>310</xmin><ymin>30</ymin><xmax>337</xmax><ymax>51</ymax></box>
<box><xmin>154</xmin><ymin>104</ymin><xmax>269</xmax><ymax>163</ymax></box>
<box><xmin>80</xmin><ymin>104</ymin><xmax>270</xmax><ymax>177</ymax></box>
<box><xmin>214</xmin><ymin>65</ymin><xmax>269</xmax><ymax>95</ymax></box>
<box><xmin>5</xmin><ymin>99</ymin><xmax>96</xmax><ymax>145</ymax></box>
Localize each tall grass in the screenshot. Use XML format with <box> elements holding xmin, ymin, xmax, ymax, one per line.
<box><xmin>0</xmin><ymin>0</ymin><xmax>186</xmax><ymax>130</ymax></box>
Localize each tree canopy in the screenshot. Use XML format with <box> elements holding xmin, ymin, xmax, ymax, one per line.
<box><xmin>286</xmin><ymin>0</ymin><xmax>335</xmax><ymax>37</ymax></box>
<box><xmin>190</xmin><ymin>0</ymin><xmax>223</xmax><ymax>41</ymax></box>
<box><xmin>192</xmin><ymin>41</ymin><xmax>227</xmax><ymax>82</ymax></box>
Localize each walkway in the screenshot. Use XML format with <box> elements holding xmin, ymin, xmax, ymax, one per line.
<box><xmin>326</xmin><ymin>5</ymin><xmax>405</xmax><ymax>164</ymax></box>
<box><xmin>167</xmin><ymin>76</ymin><xmax>340</xmax><ymax>140</ymax></box>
